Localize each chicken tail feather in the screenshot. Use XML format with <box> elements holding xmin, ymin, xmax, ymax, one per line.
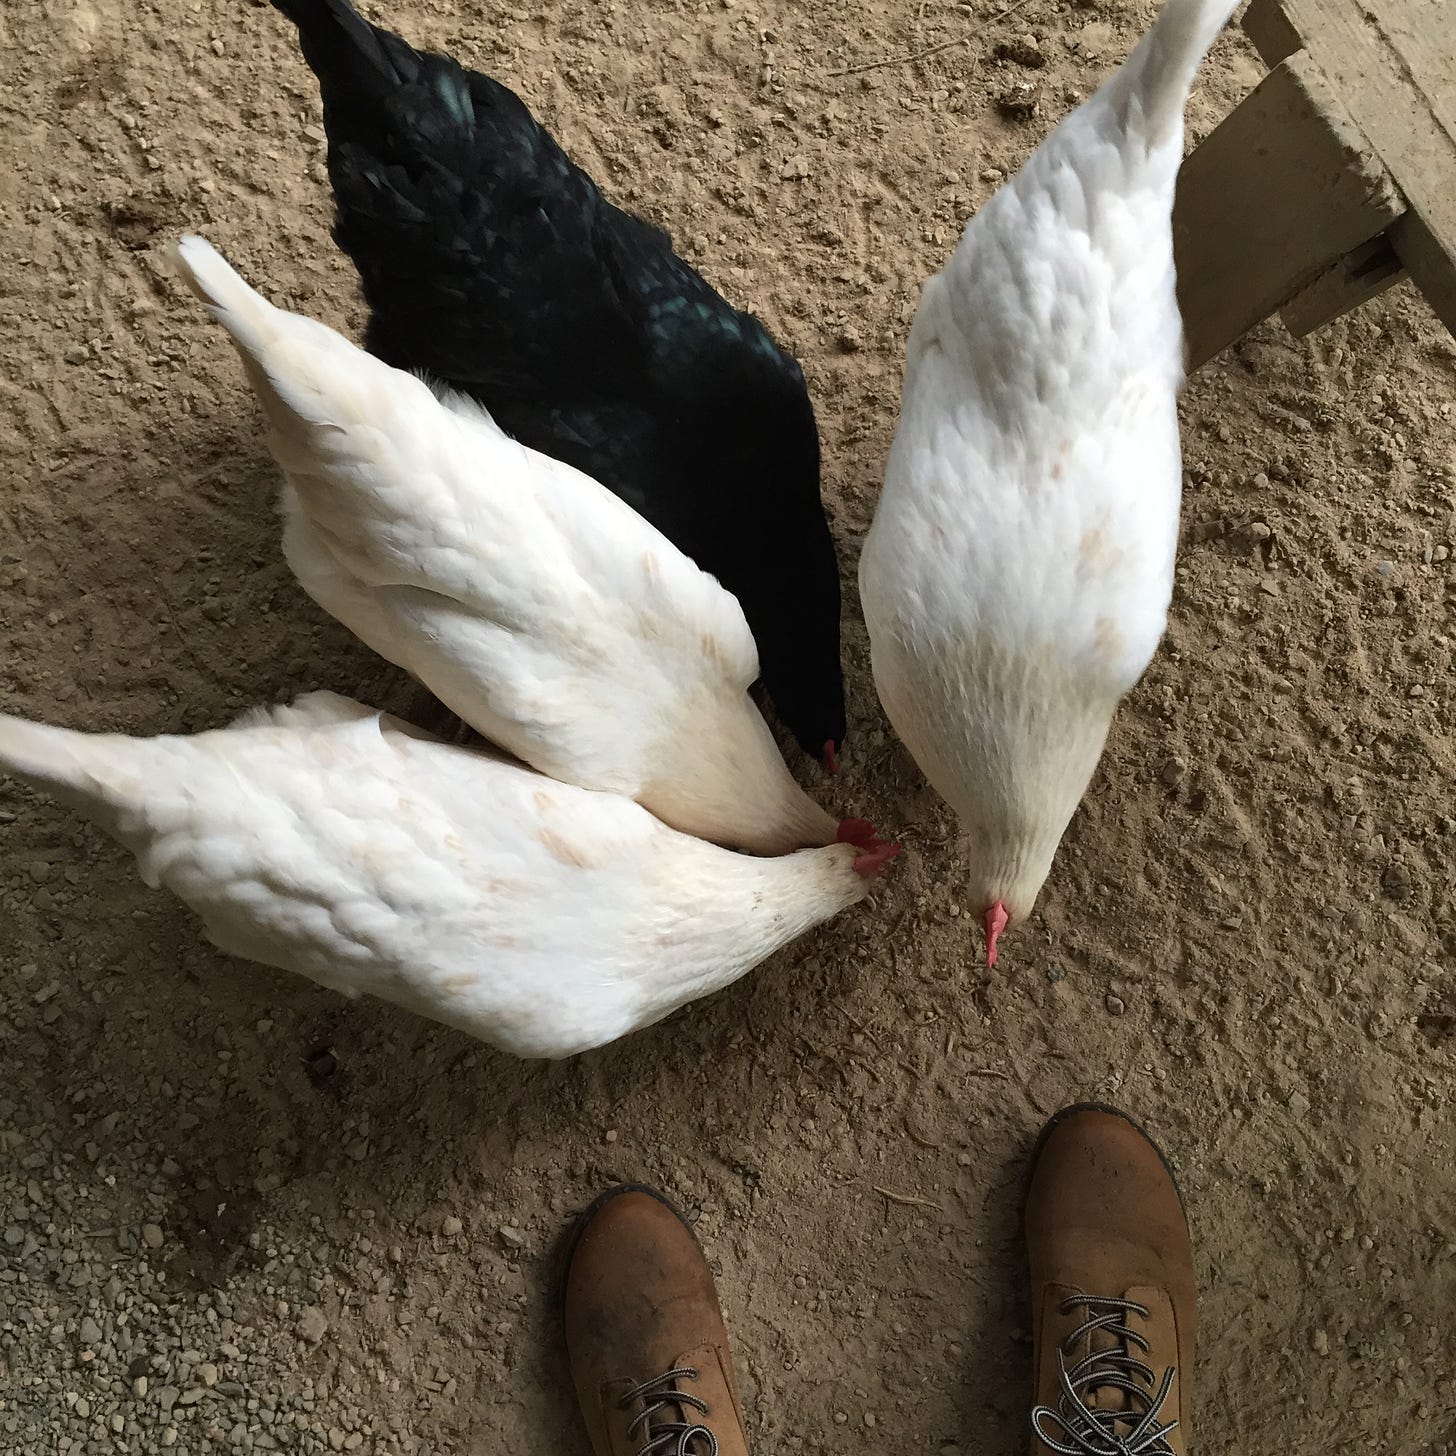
<box><xmin>268</xmin><ymin>0</ymin><xmax>422</xmax><ymax>111</ymax></box>
<box><xmin>1101</xmin><ymin>0</ymin><xmax>1242</xmax><ymax>143</ymax></box>
<box><xmin>0</xmin><ymin>714</ymin><xmax>145</xmax><ymax>830</ymax></box>
<box><xmin>171</xmin><ymin>235</ymin><xmax>282</xmax><ymax>364</ymax></box>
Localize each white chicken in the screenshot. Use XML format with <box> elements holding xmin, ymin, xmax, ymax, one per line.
<box><xmin>0</xmin><ymin>693</ymin><xmax>897</xmax><ymax>1059</ymax></box>
<box><xmin>171</xmin><ymin>236</ymin><xmax>862</xmax><ymax>858</ymax></box>
<box><xmin>859</xmin><ymin>0</ymin><xmax>1240</xmax><ymax>964</ymax></box>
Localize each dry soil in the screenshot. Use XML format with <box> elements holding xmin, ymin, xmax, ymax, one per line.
<box><xmin>1</xmin><ymin>0</ymin><xmax>1454</xmax><ymax>1453</ymax></box>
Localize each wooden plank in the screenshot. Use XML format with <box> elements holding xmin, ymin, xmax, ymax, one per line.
<box><xmin>1174</xmin><ymin>51</ymin><xmax>1404</xmax><ymax>368</ymax></box>
<box><xmin>1390</xmin><ymin>212</ymin><xmax>1456</xmax><ymax>334</ymax></box>
<box><xmin>1254</xmin><ymin>0</ymin><xmax>1456</xmax><ymax>333</ymax></box>
<box><xmin>1241</xmin><ymin>0</ymin><xmax>1302</xmax><ymax>66</ymax></box>
<box><xmin>1279</xmin><ymin>236</ymin><xmax>1406</xmax><ymax>337</ymax></box>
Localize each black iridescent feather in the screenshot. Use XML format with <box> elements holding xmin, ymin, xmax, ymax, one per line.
<box><xmin>267</xmin><ymin>0</ymin><xmax>846</xmax><ymax>761</ymax></box>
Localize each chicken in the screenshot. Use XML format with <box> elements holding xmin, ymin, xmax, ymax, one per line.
<box><xmin>264</xmin><ymin>0</ymin><xmax>846</xmax><ymax>769</ymax></box>
<box><xmin>858</xmin><ymin>0</ymin><xmax>1240</xmax><ymax>965</ymax></box>
<box><xmin>0</xmin><ymin>693</ymin><xmax>898</xmax><ymax>1059</ymax></box>
<box><xmin>173</xmin><ymin>235</ymin><xmax>862</xmax><ymax>858</ymax></box>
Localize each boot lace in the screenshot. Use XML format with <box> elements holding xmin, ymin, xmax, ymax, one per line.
<box><xmin>619</xmin><ymin>1367</ymin><xmax>719</xmax><ymax>1456</ymax></box>
<box><xmin>1030</xmin><ymin>1295</ymin><xmax>1179</xmax><ymax>1456</ymax></box>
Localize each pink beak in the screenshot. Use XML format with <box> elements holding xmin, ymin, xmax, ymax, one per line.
<box><xmin>983</xmin><ymin>900</ymin><xmax>1009</xmax><ymax>968</ymax></box>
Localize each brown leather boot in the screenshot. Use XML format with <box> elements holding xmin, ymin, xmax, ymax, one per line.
<box><xmin>1025</xmin><ymin>1105</ymin><xmax>1196</xmax><ymax>1456</ymax></box>
<box><xmin>563</xmin><ymin>1185</ymin><xmax>751</xmax><ymax>1456</ymax></box>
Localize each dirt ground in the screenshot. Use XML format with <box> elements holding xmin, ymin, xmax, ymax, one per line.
<box><xmin>1</xmin><ymin>0</ymin><xmax>1454</xmax><ymax>1451</ymax></box>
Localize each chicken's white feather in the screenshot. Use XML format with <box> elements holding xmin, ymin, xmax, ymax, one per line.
<box><xmin>172</xmin><ymin>237</ymin><xmax>835</xmax><ymax>855</ymax></box>
<box><xmin>860</xmin><ymin>0</ymin><xmax>1239</xmax><ymax>947</ymax></box>
<box><xmin>0</xmin><ymin>695</ymin><xmax>876</xmax><ymax>1059</ymax></box>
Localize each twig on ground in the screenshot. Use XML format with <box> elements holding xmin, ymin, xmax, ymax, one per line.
<box><xmin>873</xmin><ymin>1185</ymin><xmax>943</xmax><ymax>1210</ymax></box>
<box><xmin>828</xmin><ymin>0</ymin><xmax>1037</xmax><ymax>77</ymax></box>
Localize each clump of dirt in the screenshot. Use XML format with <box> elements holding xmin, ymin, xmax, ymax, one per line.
<box><xmin>1</xmin><ymin>2</ymin><xmax>1452</xmax><ymax>1453</ymax></box>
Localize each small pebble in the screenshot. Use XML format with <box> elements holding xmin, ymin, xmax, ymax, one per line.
<box><xmin>441</xmin><ymin>1216</ymin><xmax>463</xmax><ymax>1237</ymax></box>
<box><xmin>1104</xmin><ymin>994</ymin><xmax>1126</xmax><ymax>1017</ymax></box>
<box><xmin>1382</xmin><ymin>864</ymin><xmax>1412</xmax><ymax>900</ymax></box>
<box><xmin>994</xmin><ymin>80</ymin><xmax>1042</xmax><ymax>118</ymax></box>
<box><xmin>1311</xmin><ymin>1329</ymin><xmax>1330</xmax><ymax>1355</ymax></box>
<box><xmin>996</xmin><ymin>32</ymin><xmax>1046</xmax><ymax>67</ymax></box>
<box><xmin>306</xmin><ymin>1047</ymin><xmax>339</xmax><ymax>1083</ymax></box>
<box><xmin>297</xmin><ymin>1305</ymin><xmax>329</xmax><ymax>1343</ymax></box>
<box><xmin>142</xmin><ymin>1222</ymin><xmax>165</xmax><ymax>1249</ymax></box>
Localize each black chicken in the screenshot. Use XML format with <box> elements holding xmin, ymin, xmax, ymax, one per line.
<box><xmin>266</xmin><ymin>0</ymin><xmax>846</xmax><ymax>767</ymax></box>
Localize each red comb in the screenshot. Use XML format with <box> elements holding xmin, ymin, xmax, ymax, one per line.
<box><xmin>852</xmin><ymin>840</ymin><xmax>903</xmax><ymax>880</ymax></box>
<box><xmin>984</xmin><ymin>900</ymin><xmax>1009</xmax><ymax>968</ymax></box>
<box><xmin>836</xmin><ymin>818</ymin><xmax>879</xmax><ymax>849</ymax></box>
